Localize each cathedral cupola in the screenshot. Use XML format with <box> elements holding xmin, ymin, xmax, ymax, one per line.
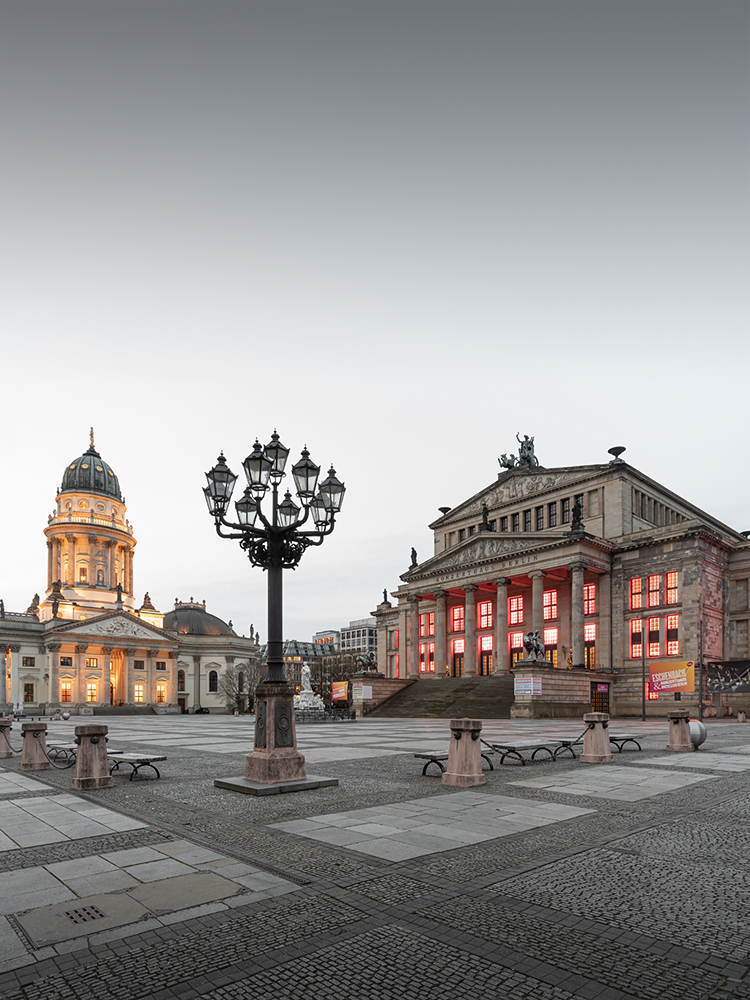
<box><xmin>60</xmin><ymin>430</ymin><xmax>122</xmax><ymax>500</ymax></box>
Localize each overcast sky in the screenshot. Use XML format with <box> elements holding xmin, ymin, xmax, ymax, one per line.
<box><xmin>2</xmin><ymin>0</ymin><xmax>748</xmax><ymax>642</ymax></box>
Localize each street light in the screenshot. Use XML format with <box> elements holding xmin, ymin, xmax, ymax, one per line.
<box><xmin>204</xmin><ymin>434</ymin><xmax>345</xmax><ymax>686</ymax></box>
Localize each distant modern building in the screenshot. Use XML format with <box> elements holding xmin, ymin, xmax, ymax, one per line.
<box><xmin>0</xmin><ymin>435</ymin><xmax>260</xmax><ymax>715</ymax></box>
<box><xmin>340</xmin><ymin>618</ymin><xmax>377</xmax><ymax>654</ymax></box>
<box><xmin>312</xmin><ymin>629</ymin><xmax>340</xmax><ymax>651</ymax></box>
<box><xmin>373</xmin><ymin>439</ymin><xmax>750</xmax><ymax>717</ymax></box>
<box><xmin>258</xmin><ymin>639</ymin><xmax>327</xmax><ymax>687</ymax></box>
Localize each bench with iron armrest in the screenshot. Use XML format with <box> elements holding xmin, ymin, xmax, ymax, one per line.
<box><xmin>556</xmin><ymin>733</ymin><xmax>648</xmax><ymax>755</ymax></box>
<box><xmin>414</xmin><ymin>749</ymin><xmax>496</xmax><ymax>775</ymax></box>
<box><xmin>47</xmin><ymin>743</ymin><xmax>124</xmax><ymax>764</ymax></box>
<box><xmin>108</xmin><ymin>753</ymin><xmax>166</xmax><ymax>779</ymax></box>
<box><xmin>479</xmin><ymin>739</ymin><xmax>574</xmax><ymax>766</ymax></box>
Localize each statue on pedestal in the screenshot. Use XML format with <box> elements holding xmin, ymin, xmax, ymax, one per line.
<box><xmin>523</xmin><ymin>630</ymin><xmax>545</xmax><ymax>661</ymax></box>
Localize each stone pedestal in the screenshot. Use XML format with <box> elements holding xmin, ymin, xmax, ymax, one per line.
<box><xmin>20</xmin><ymin>722</ymin><xmax>50</xmax><ymax>771</ymax></box>
<box><xmin>580</xmin><ymin>712</ymin><xmax>614</xmax><ymax>764</ymax></box>
<box><xmin>72</xmin><ymin>724</ymin><xmax>114</xmax><ymax>789</ymax></box>
<box><xmin>442</xmin><ymin>718</ymin><xmax>486</xmax><ymax>787</ymax></box>
<box><xmin>0</xmin><ymin>720</ymin><xmax>14</xmax><ymax>759</ymax></box>
<box><xmin>666</xmin><ymin>709</ymin><xmax>693</xmax><ymax>752</ymax></box>
<box><xmin>245</xmin><ymin>683</ymin><xmax>307</xmax><ymax>784</ymax></box>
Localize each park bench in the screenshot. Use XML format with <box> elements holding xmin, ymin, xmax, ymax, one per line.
<box><xmin>556</xmin><ymin>732</ymin><xmax>647</xmax><ymax>755</ymax></box>
<box><xmin>479</xmin><ymin>739</ymin><xmax>573</xmax><ymax>766</ymax></box>
<box><xmin>414</xmin><ymin>749</ymin><xmax>496</xmax><ymax>775</ymax></box>
<box><xmin>108</xmin><ymin>753</ymin><xmax>166</xmax><ymax>780</ymax></box>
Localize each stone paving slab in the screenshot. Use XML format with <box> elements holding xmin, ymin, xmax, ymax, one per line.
<box><xmin>639</xmin><ymin>752</ymin><xmax>750</xmax><ymax>771</ymax></box>
<box><xmin>511</xmin><ymin>765</ymin><xmax>715</xmax><ymax>800</ymax></box>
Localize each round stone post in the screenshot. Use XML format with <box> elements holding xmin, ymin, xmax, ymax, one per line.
<box><xmin>442</xmin><ymin>718</ymin><xmax>485</xmax><ymax>787</ymax></box>
<box><xmin>72</xmin><ymin>724</ymin><xmax>114</xmax><ymax>789</ymax></box>
<box><xmin>0</xmin><ymin>720</ymin><xmax>13</xmax><ymax>759</ymax></box>
<box><xmin>666</xmin><ymin>709</ymin><xmax>693</xmax><ymax>751</ymax></box>
<box><xmin>580</xmin><ymin>712</ymin><xmax>614</xmax><ymax>764</ymax></box>
<box><xmin>20</xmin><ymin>722</ymin><xmax>50</xmax><ymax>771</ymax></box>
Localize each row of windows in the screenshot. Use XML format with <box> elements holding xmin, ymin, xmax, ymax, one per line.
<box><xmin>454</xmin><ymin>495</ymin><xmax>584</xmax><ymax>542</ymax></box>
<box><xmin>630</xmin><ymin>615</ymin><xmax>680</xmax><ymax>657</ymax></box>
<box><xmin>417</xmin><ymin>624</ymin><xmax>599</xmax><ymax>674</ymax></box>
<box><xmin>20</xmin><ymin>656</ymin><xmax>168</xmax><ymax>668</ymax></box>
<box><xmin>59</xmin><ymin>682</ymin><xmax>169</xmax><ymax>703</ymax></box>
<box><xmin>629</xmin><ymin>573</ymin><xmax>679</xmax><ymax>610</ymax></box>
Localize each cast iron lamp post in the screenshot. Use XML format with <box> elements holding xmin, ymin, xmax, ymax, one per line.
<box><xmin>204</xmin><ymin>433</ymin><xmax>345</xmax><ymax>787</ymax></box>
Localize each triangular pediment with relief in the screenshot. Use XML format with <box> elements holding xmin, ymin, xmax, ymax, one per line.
<box><xmin>432</xmin><ymin>465</ymin><xmax>610</xmax><ymax>526</ymax></box>
<box><xmin>402</xmin><ymin>533</ymin><xmax>566</xmax><ymax>581</ymax></box>
<box><xmin>49</xmin><ymin>612</ymin><xmax>175</xmax><ymax>642</ymax></box>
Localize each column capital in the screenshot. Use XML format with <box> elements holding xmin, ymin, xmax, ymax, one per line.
<box><xmin>193</xmin><ymin>655</ymin><xmax>201</xmax><ymax>666</ymax></box>
<box><xmin>494</xmin><ymin>578</ymin><xmax>511</xmax><ymax>589</ymax></box>
<box><xmin>463</xmin><ymin>584</ymin><xmax>478</xmax><ymax>595</ymax></box>
<box><xmin>434</xmin><ymin>589</ymin><xmax>447</xmax><ymax>604</ymax></box>
<box><xmin>101</xmin><ymin>647</ymin><xmax>113</xmax><ymax>654</ymax></box>
<box><xmin>66</xmin><ymin>533</ymin><xmax>76</xmax><ymax>542</ymax></box>
<box><xmin>46</xmin><ymin>643</ymin><xmax>62</xmax><ymax>652</ymax></box>
<box><xmin>567</xmin><ymin>561</ymin><xmax>586</xmax><ymax>574</ymax></box>
<box><xmin>9</xmin><ymin>644</ymin><xmax>21</xmax><ymax>653</ymax></box>
<box><xmin>147</xmin><ymin>649</ymin><xmax>159</xmax><ymax>658</ymax></box>
<box><xmin>528</xmin><ymin>570</ymin><xmax>544</xmax><ymax>580</ymax></box>
<box><xmin>168</xmin><ymin>651</ymin><xmax>177</xmax><ymax>659</ymax></box>
<box><xmin>75</xmin><ymin>644</ymin><xmax>88</xmax><ymax>654</ymax></box>
<box><xmin>225</xmin><ymin>655</ymin><xmax>235</xmax><ymax>664</ymax></box>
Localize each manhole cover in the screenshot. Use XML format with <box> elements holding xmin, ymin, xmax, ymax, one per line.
<box><xmin>64</xmin><ymin>906</ymin><xmax>106</xmax><ymax>924</ymax></box>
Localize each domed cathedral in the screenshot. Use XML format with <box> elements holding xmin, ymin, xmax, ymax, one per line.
<box><xmin>41</xmin><ymin>431</ymin><xmax>137</xmax><ymax>620</ymax></box>
<box><xmin>0</xmin><ymin>433</ymin><xmax>260</xmax><ymax>716</ymax></box>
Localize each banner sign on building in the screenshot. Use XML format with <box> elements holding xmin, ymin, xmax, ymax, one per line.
<box><xmin>706</xmin><ymin>660</ymin><xmax>750</xmax><ymax>693</ymax></box>
<box><xmin>649</xmin><ymin>661</ymin><xmax>695</xmax><ymax>694</ymax></box>
<box><xmin>331</xmin><ymin>681</ymin><xmax>349</xmax><ymax>701</ymax></box>
<box><xmin>514</xmin><ymin>676</ymin><xmax>542</xmax><ymax>696</ymax></box>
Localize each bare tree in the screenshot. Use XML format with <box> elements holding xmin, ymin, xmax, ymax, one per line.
<box><xmin>219</xmin><ymin>658</ymin><xmax>262</xmax><ymax>713</ymax></box>
<box><xmin>311</xmin><ymin>650</ymin><xmax>362</xmax><ymax>706</ymax></box>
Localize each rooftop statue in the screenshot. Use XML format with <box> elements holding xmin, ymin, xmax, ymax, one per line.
<box><xmin>499</xmin><ymin>433</ymin><xmax>540</xmax><ymax>470</ymax></box>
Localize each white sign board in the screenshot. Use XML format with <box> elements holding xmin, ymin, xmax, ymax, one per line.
<box><xmin>514</xmin><ymin>676</ymin><xmax>542</xmax><ymax>696</ymax></box>
<box><xmin>352</xmin><ymin>684</ymin><xmax>372</xmax><ymax>700</ymax></box>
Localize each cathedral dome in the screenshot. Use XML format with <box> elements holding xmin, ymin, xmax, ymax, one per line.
<box><xmin>60</xmin><ymin>446</ymin><xmax>122</xmax><ymax>500</ymax></box>
<box><xmin>166</xmin><ymin>600</ymin><xmax>235</xmax><ymax>637</ymax></box>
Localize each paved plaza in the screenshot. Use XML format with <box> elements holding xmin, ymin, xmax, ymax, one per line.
<box><xmin>0</xmin><ymin>716</ymin><xmax>748</xmax><ymax>999</ymax></box>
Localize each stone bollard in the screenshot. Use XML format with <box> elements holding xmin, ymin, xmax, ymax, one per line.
<box><xmin>72</xmin><ymin>725</ymin><xmax>114</xmax><ymax>789</ymax></box>
<box><xmin>580</xmin><ymin>712</ymin><xmax>614</xmax><ymax>764</ymax></box>
<box><xmin>0</xmin><ymin>720</ymin><xmax>13</xmax><ymax>759</ymax></box>
<box><xmin>738</xmin><ymin>711</ymin><xmax>747</xmax><ymax>723</ymax></box>
<box><xmin>20</xmin><ymin>722</ymin><xmax>50</xmax><ymax>771</ymax></box>
<box><xmin>666</xmin><ymin>709</ymin><xmax>693</xmax><ymax>751</ymax></box>
<box><xmin>53</xmin><ymin>709</ymin><xmax>62</xmax><ymax>721</ymax></box>
<box><xmin>442</xmin><ymin>719</ymin><xmax>485</xmax><ymax>787</ymax></box>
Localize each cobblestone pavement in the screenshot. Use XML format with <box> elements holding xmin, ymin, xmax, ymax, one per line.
<box><xmin>0</xmin><ymin>717</ymin><xmax>748</xmax><ymax>1000</ymax></box>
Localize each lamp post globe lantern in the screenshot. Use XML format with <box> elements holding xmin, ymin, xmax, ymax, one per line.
<box><xmin>203</xmin><ymin>432</ymin><xmax>345</xmax><ymax>788</ymax></box>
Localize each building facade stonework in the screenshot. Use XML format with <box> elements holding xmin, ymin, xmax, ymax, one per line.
<box><xmin>373</xmin><ymin>446</ymin><xmax>750</xmax><ymax>717</ymax></box>
<box><xmin>1</xmin><ymin>439</ymin><xmax>259</xmax><ymax>715</ymax></box>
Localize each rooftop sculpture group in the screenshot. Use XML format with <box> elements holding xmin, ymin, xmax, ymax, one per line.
<box><xmin>499</xmin><ymin>433</ymin><xmax>540</xmax><ymax>470</ymax></box>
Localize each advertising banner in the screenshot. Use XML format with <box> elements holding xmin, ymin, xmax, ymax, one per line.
<box><xmin>649</xmin><ymin>661</ymin><xmax>695</xmax><ymax>694</ymax></box>
<box><xmin>331</xmin><ymin>681</ymin><xmax>349</xmax><ymax>701</ymax></box>
<box><xmin>706</xmin><ymin>660</ymin><xmax>750</xmax><ymax>693</ymax></box>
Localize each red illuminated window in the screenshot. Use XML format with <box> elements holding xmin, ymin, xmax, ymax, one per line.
<box><xmin>666</xmin><ymin>614</ymin><xmax>679</xmax><ymax>655</ymax></box>
<box><xmin>508</xmin><ymin>596</ymin><xmax>524</xmax><ymax>626</ymax></box>
<box><xmin>479</xmin><ymin>635</ymin><xmax>493</xmax><ymax>675</ymax></box>
<box><xmin>419</xmin><ymin>613</ymin><xmax>435</xmax><ymax>637</ymax></box>
<box><xmin>584</xmin><ymin>623</ymin><xmax>596</xmax><ymax>669</ymax></box>
<box><xmin>509</xmin><ymin>631</ymin><xmax>524</xmax><ymax>649</ymax></box>
<box><xmin>543</xmin><ymin>627</ymin><xmax>559</xmax><ymax>667</ymax></box>
<box><xmin>630</xmin><ymin>619</ymin><xmax>643</xmax><ymax>659</ymax></box>
<box><xmin>480</xmin><ymin>635</ymin><xmax>493</xmax><ymax>651</ymax></box>
<box><xmin>648</xmin><ymin>616</ymin><xmax>660</xmax><ymax>657</ymax></box>
<box><xmin>478</xmin><ymin>601</ymin><xmax>492</xmax><ymax>629</ymax></box>
<box><xmin>450</xmin><ymin>606</ymin><xmax>465</xmax><ymax>632</ymax></box>
<box><xmin>584</xmin><ymin>623</ymin><xmax>596</xmax><ymax>643</ymax></box>
<box><xmin>645</xmin><ymin>682</ymin><xmax>659</xmax><ymax>701</ymax></box>
<box><xmin>584</xmin><ymin>584</ymin><xmax>596</xmax><ymax>615</ymax></box>
<box><xmin>419</xmin><ymin>642</ymin><xmax>435</xmax><ymax>672</ymax></box>
<box><xmin>543</xmin><ymin>590</ymin><xmax>557</xmax><ymax>621</ymax></box>
<box><xmin>452</xmin><ymin>638</ymin><xmax>465</xmax><ymax>654</ymax></box>
<box><xmin>665</xmin><ymin>572</ymin><xmax>679</xmax><ymax>606</ymax></box>
<box><xmin>629</xmin><ymin>577</ymin><xmax>643</xmax><ymax>610</ymax></box>
<box><xmin>647</xmin><ymin>575</ymin><xmax>660</xmax><ymax>608</ymax></box>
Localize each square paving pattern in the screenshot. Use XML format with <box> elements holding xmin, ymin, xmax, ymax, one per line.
<box><xmin>638</xmin><ymin>752</ymin><xmax>750</xmax><ymax>772</ymax></box>
<box><xmin>511</xmin><ymin>765</ymin><xmax>715</xmax><ymax>800</ymax></box>
<box><xmin>270</xmin><ymin>790</ymin><xmax>594</xmax><ymax>861</ymax></box>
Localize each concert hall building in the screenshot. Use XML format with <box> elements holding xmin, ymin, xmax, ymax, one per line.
<box><xmin>373</xmin><ymin>441</ymin><xmax>750</xmax><ymax>717</ymax></box>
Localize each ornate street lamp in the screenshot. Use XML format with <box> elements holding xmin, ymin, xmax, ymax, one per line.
<box><xmin>204</xmin><ymin>434</ymin><xmax>345</xmax><ymax>788</ymax></box>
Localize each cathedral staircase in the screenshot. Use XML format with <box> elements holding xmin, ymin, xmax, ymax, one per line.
<box><xmin>367</xmin><ymin>675</ymin><xmax>515</xmax><ymax>719</ymax></box>
<box><xmin>93</xmin><ymin>706</ymin><xmax>158</xmax><ymax>716</ymax></box>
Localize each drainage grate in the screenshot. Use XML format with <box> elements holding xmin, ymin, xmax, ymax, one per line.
<box><xmin>64</xmin><ymin>905</ymin><xmax>106</xmax><ymax>925</ymax></box>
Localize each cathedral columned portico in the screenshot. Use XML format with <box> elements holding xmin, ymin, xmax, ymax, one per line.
<box><xmin>374</xmin><ymin>438</ymin><xmax>750</xmax><ymax>717</ymax></box>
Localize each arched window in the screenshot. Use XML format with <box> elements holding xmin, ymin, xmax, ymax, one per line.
<box><xmin>177</xmin><ymin>670</ymin><xmax>186</xmax><ymax>692</ymax></box>
<box><xmin>208</xmin><ymin>670</ymin><xmax>218</xmax><ymax>692</ymax></box>
<box><xmin>238</xmin><ymin>672</ymin><xmax>245</xmax><ymax>692</ymax></box>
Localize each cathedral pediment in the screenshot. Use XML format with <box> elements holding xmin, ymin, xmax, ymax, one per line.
<box><xmin>50</xmin><ymin>612</ymin><xmax>175</xmax><ymax>642</ymax></box>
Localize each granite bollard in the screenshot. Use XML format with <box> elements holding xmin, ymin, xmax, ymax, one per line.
<box><xmin>666</xmin><ymin>709</ymin><xmax>693</xmax><ymax>752</ymax></box>
<box><xmin>442</xmin><ymin>718</ymin><xmax>485</xmax><ymax>787</ymax></box>
<box><xmin>0</xmin><ymin>719</ymin><xmax>13</xmax><ymax>759</ymax></box>
<box><xmin>72</xmin><ymin>724</ymin><xmax>114</xmax><ymax>789</ymax></box>
<box><xmin>20</xmin><ymin>722</ymin><xmax>50</xmax><ymax>770</ymax></box>
<box><xmin>580</xmin><ymin>712</ymin><xmax>614</xmax><ymax>764</ymax></box>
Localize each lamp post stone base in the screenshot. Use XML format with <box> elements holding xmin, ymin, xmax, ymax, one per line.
<box><xmin>244</xmin><ymin>682</ymin><xmax>307</xmax><ymax>784</ymax></box>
